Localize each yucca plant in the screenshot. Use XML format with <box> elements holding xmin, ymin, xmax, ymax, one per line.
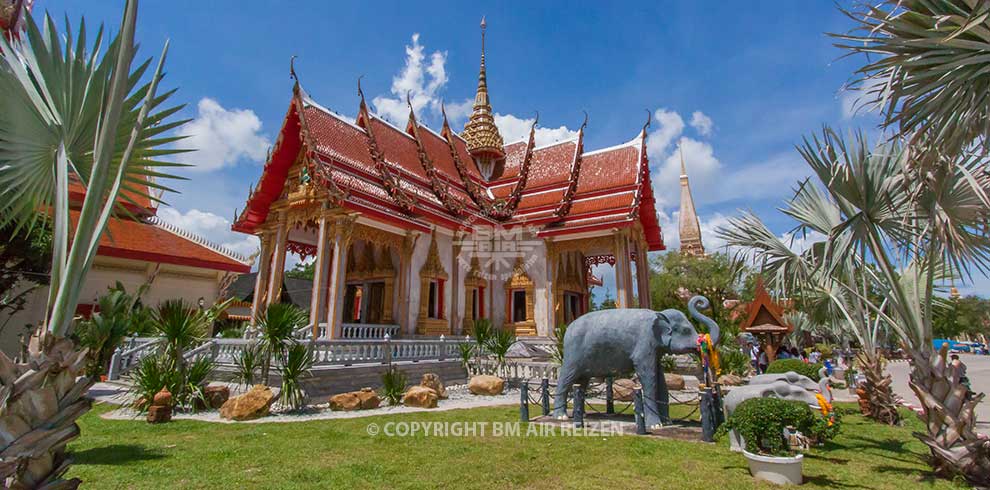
<box><xmin>152</xmin><ymin>299</ymin><xmax>209</xmax><ymax>371</ymax></box>
<box><xmin>256</xmin><ymin>303</ymin><xmax>307</xmax><ymax>384</ymax></box>
<box><xmin>457</xmin><ymin>342</ymin><xmax>475</xmax><ymax>371</ymax></box>
<box><xmin>379</xmin><ymin>364</ymin><xmax>407</xmax><ymax>406</ymax></box>
<box><xmin>721</xmin><ymin>128</ymin><xmax>990</xmax><ymax>484</ymax></box>
<box><xmin>278</xmin><ymin>343</ymin><xmax>314</xmax><ymax>412</ymax></box>
<box><xmin>485</xmin><ymin>327</ymin><xmax>516</xmax><ymax>370</ymax></box>
<box><xmin>551</xmin><ymin>322</ymin><xmax>567</xmax><ymax>365</ymax></box>
<box><xmin>231</xmin><ymin>342</ymin><xmax>262</xmax><ymax>387</ymax></box>
<box><xmin>0</xmin><ymin>1</ymin><xmax>187</xmax><ymax>486</ymax></box>
<box><xmin>129</xmin><ymin>353</ymin><xmax>182</xmax><ymax>411</ymax></box>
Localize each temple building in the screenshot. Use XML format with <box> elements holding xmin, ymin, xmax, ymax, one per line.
<box><xmin>677</xmin><ymin>148</ymin><xmax>705</xmax><ymax>256</ymax></box>
<box><xmin>233</xmin><ymin>22</ymin><xmax>664</xmax><ymax>338</ymax></box>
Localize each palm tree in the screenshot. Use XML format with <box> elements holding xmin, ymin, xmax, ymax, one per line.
<box><xmin>725</xmin><ymin>128</ymin><xmax>990</xmax><ymax>484</ymax></box>
<box><xmin>834</xmin><ymin>1</ymin><xmax>990</xmax><ymax>159</ymax></box>
<box><xmin>0</xmin><ymin>2</ymin><xmax>185</xmax><ymax>486</ymax></box>
<box><xmin>718</xmin><ymin>184</ymin><xmax>901</xmax><ymax>425</ymax></box>
<box><xmin>256</xmin><ymin>303</ymin><xmax>307</xmax><ymax>385</ymax></box>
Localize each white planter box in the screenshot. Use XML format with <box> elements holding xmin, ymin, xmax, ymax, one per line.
<box><xmin>743</xmin><ymin>451</ymin><xmax>803</xmax><ymax>485</ymax></box>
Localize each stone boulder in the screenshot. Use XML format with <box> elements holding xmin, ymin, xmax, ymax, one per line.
<box><xmin>220</xmin><ymin>385</ymin><xmax>276</xmax><ymax>421</ymax></box>
<box><xmin>329</xmin><ymin>388</ymin><xmax>381</xmax><ymax>411</ymax></box>
<box><xmin>665</xmin><ymin>373</ymin><xmax>685</xmax><ymax>391</ymax></box>
<box><xmin>420</xmin><ymin>373</ymin><xmax>447</xmax><ymax>399</ymax></box>
<box><xmin>402</xmin><ymin>386</ymin><xmax>438</xmax><ymax>408</ymax></box>
<box><xmin>468</xmin><ymin>375</ymin><xmax>505</xmax><ymax>396</ymax></box>
<box><xmin>204</xmin><ymin>385</ymin><xmax>230</xmax><ymax>409</ymax></box>
<box><xmin>146</xmin><ymin>404</ymin><xmax>171</xmax><ymax>424</ymax></box>
<box><xmin>718</xmin><ymin>374</ymin><xmax>744</xmax><ymax>386</ymax></box>
<box><xmin>612</xmin><ymin>378</ymin><xmax>640</xmax><ymax>402</ymax></box>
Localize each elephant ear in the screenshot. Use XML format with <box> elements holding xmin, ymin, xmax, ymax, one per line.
<box><xmin>652</xmin><ymin>311</ymin><xmax>672</xmax><ymax>343</ymax></box>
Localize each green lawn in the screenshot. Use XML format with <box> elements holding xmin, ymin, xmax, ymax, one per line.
<box><xmin>67</xmin><ymin>403</ymin><xmax>964</xmax><ymax>489</ymax></box>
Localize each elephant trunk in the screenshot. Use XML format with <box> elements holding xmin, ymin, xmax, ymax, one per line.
<box><xmin>688</xmin><ymin>296</ymin><xmax>720</xmax><ymax>345</ymax></box>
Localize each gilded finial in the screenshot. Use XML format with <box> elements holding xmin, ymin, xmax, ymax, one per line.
<box><xmin>462</xmin><ymin>16</ymin><xmax>505</xmax><ymax>175</ymax></box>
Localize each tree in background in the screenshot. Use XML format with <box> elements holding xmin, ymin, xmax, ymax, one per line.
<box><xmin>285</xmin><ymin>261</ymin><xmax>315</xmax><ymax>280</ymax></box>
<box><xmin>0</xmin><ymin>218</ymin><xmax>51</xmax><ymax>334</ymax></box>
<box><xmin>649</xmin><ymin>251</ymin><xmax>750</xmax><ymax>338</ymax></box>
<box><xmin>934</xmin><ymin>295</ymin><xmax>990</xmax><ymax>341</ymax></box>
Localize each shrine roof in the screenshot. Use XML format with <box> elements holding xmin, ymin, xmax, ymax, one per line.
<box><xmin>70</xmin><ymin>209</ymin><xmax>250</xmax><ymax>273</ymax></box>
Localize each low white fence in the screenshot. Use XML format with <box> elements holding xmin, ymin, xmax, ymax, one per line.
<box><xmin>108</xmin><ymin>335</ymin><xmax>472</xmax><ymax>380</ymax></box>
<box><xmin>469</xmin><ymin>358</ymin><xmax>560</xmax><ymax>382</ymax></box>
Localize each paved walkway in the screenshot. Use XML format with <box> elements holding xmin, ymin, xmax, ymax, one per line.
<box><xmin>886</xmin><ymin>354</ymin><xmax>989</xmax><ymax>435</ymax></box>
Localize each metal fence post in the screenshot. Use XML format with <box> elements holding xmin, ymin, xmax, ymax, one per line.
<box><xmin>700</xmin><ymin>387</ymin><xmax>715</xmax><ymax>443</ymax></box>
<box><xmin>605</xmin><ymin>376</ymin><xmax>614</xmax><ymax>414</ymax></box>
<box><xmin>634</xmin><ymin>388</ymin><xmax>647</xmax><ymax>435</ymax></box>
<box><xmin>540</xmin><ymin>378</ymin><xmax>550</xmax><ymax>416</ymax></box>
<box><xmin>520</xmin><ymin>382</ymin><xmax>530</xmax><ymax>422</ymax></box>
<box><xmin>573</xmin><ymin>385</ymin><xmax>585</xmax><ymax>428</ymax></box>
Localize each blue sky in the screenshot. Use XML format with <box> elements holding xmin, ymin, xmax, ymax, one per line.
<box><xmin>44</xmin><ymin>1</ymin><xmax>982</xmax><ymax>295</ymax></box>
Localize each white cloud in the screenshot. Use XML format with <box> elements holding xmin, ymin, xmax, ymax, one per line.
<box><xmin>840</xmin><ymin>79</ymin><xmax>883</xmax><ymax>120</ymax></box>
<box><xmin>158</xmin><ymin>207</ymin><xmax>260</xmax><ymax>260</ymax></box>
<box><xmin>372</xmin><ymin>33</ymin><xmax>469</xmax><ymax>125</ymax></box>
<box><xmin>494</xmin><ymin>113</ymin><xmax>579</xmax><ymax>147</ymax></box>
<box><xmin>176</xmin><ymin>98</ymin><xmax>270</xmax><ymax>172</ymax></box>
<box><xmin>690</xmin><ymin>111</ymin><xmax>714</xmax><ymax>136</ymax></box>
<box><xmin>646</xmin><ymin>108</ymin><xmax>685</xmax><ymax>160</ymax></box>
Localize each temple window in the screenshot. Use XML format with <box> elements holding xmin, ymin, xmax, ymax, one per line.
<box><xmin>504</xmin><ymin>257</ymin><xmax>536</xmax><ymax>336</ymax></box>
<box><xmin>462</xmin><ymin>256</ymin><xmax>487</xmax><ymax>333</ymax></box>
<box><xmin>417</xmin><ymin>232</ymin><xmax>450</xmax><ymax>335</ymax></box>
<box><xmin>563</xmin><ymin>291</ymin><xmax>583</xmax><ymax>324</ymax></box>
<box><xmin>511</xmin><ymin>290</ymin><xmax>527</xmax><ymax>323</ymax></box>
<box><xmin>426</xmin><ymin>279</ymin><xmax>445</xmax><ymax>319</ymax></box>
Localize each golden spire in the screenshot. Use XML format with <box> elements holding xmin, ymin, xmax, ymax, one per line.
<box><xmin>678</xmin><ymin>145</ymin><xmax>705</xmax><ymax>256</ymax></box>
<box><xmin>462</xmin><ymin>16</ymin><xmax>505</xmax><ymax>179</ymax></box>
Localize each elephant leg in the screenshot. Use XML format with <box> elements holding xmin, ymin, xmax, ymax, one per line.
<box><xmin>553</xmin><ymin>363</ymin><xmax>578</xmax><ymax>419</ymax></box>
<box><xmin>656</xmin><ymin>363</ymin><xmax>671</xmax><ymax>425</ymax></box>
<box><xmin>634</xmin><ymin>357</ymin><xmax>662</xmax><ymax>429</ymax></box>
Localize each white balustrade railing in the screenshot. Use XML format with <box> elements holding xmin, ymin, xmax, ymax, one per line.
<box><xmin>340</xmin><ymin>323</ymin><xmax>400</xmax><ymax>339</ymax></box>
<box><xmin>470</xmin><ymin>358</ymin><xmax>560</xmax><ymax>382</ymax></box>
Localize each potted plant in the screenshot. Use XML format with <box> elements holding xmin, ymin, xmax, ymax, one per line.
<box><xmin>722</xmin><ymin>397</ymin><xmax>823</xmax><ymax>485</ymax></box>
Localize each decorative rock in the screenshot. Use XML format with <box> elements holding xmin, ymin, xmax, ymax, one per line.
<box><xmin>468</xmin><ymin>375</ymin><xmax>505</xmax><ymax>396</ymax></box>
<box><xmin>612</xmin><ymin>378</ymin><xmax>640</xmax><ymax>402</ymax></box>
<box><xmin>420</xmin><ymin>373</ymin><xmax>447</xmax><ymax>399</ymax></box>
<box><xmin>328</xmin><ymin>388</ymin><xmax>381</xmax><ymax>411</ymax></box>
<box><xmin>718</xmin><ymin>374</ymin><xmax>744</xmax><ymax>386</ymax></box>
<box><xmin>665</xmin><ymin>373</ymin><xmax>685</xmax><ymax>391</ymax></box>
<box><xmin>401</xmin><ymin>385</ymin><xmax>438</xmax><ymax>408</ymax></box>
<box><xmin>153</xmin><ymin>387</ymin><xmax>173</xmax><ymax>407</ymax></box>
<box><xmin>220</xmin><ymin>384</ymin><xmax>276</xmax><ymax>421</ymax></box>
<box><xmin>146</xmin><ymin>404</ymin><xmax>171</xmax><ymax>424</ymax></box>
<box><xmin>204</xmin><ymin>385</ymin><xmax>230</xmax><ymax>409</ymax></box>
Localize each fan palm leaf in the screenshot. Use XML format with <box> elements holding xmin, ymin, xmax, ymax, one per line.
<box><xmin>833</xmin><ymin>0</ymin><xmax>990</xmax><ymax>156</ymax></box>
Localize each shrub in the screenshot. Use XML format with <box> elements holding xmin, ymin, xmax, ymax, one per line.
<box><xmin>472</xmin><ymin>318</ymin><xmax>493</xmax><ymax>353</ymax></box>
<box><xmin>717</xmin><ymin>346</ymin><xmax>751</xmax><ymax>376</ymax></box>
<box><xmin>661</xmin><ymin>354</ymin><xmax>677</xmax><ymax>372</ymax></box>
<box><xmin>485</xmin><ymin>327</ymin><xmax>516</xmax><ymax>368</ymax></box>
<box><xmin>278</xmin><ymin>343</ymin><xmax>314</xmax><ymax>412</ymax></box>
<box><xmin>766</xmin><ymin>358</ymin><xmax>823</xmax><ymax>381</ymax></box>
<box><xmin>722</xmin><ymin>397</ymin><xmax>818</xmax><ymax>456</ymax></box>
<box><xmin>457</xmin><ymin>342</ymin><xmax>474</xmax><ymax>371</ymax></box>
<box><xmin>180</xmin><ymin>356</ymin><xmax>215</xmax><ymax>409</ymax></box>
<box><xmin>380</xmin><ymin>365</ymin><xmax>406</xmax><ymax>406</ymax></box>
<box><xmin>130</xmin><ymin>354</ymin><xmax>182</xmax><ymax>411</ymax></box>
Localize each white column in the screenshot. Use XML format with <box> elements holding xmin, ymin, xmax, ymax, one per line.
<box><xmin>615</xmin><ymin>231</ymin><xmax>634</xmax><ymax>308</ymax></box>
<box><xmin>309</xmin><ymin>212</ymin><xmax>332</xmax><ymax>336</ymax></box>
<box><xmin>266</xmin><ymin>214</ymin><xmax>288</xmax><ymax>305</ymax></box>
<box><xmin>324</xmin><ymin>217</ymin><xmax>354</xmax><ymax>338</ymax></box>
<box><xmin>636</xmin><ymin>239</ymin><xmax>652</xmax><ymax>309</ymax></box>
<box><xmin>250</xmin><ymin>231</ymin><xmax>272</xmax><ymax>326</ymax></box>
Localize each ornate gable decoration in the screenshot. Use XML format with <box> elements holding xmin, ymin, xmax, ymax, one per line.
<box><xmin>552</xmin><ymin>115</ymin><xmax>588</xmax><ymax>220</ymax></box>
<box><xmin>357</xmin><ymin>81</ymin><xmax>417</xmax><ymax>215</ymax></box>
<box><xmin>740</xmin><ymin>278</ymin><xmax>792</xmax><ymax>334</ymax></box>
<box><xmin>464</xmin><ymin>255</ymin><xmax>486</xmax><ymax>287</ymax></box>
<box><xmin>406</xmin><ymin>98</ymin><xmax>467</xmax><ymax>216</ymax></box>
<box><xmin>420</xmin><ymin>232</ymin><xmax>448</xmax><ymax>280</ymax></box>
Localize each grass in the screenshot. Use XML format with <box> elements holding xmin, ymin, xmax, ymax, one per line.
<box><xmin>67</xmin><ymin>403</ymin><xmax>964</xmax><ymax>489</ymax></box>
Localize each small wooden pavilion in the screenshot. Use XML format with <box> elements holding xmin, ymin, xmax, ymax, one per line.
<box><xmin>740</xmin><ymin>279</ymin><xmax>792</xmax><ymax>362</ymax></box>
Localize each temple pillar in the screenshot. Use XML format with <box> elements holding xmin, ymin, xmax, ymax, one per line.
<box><xmin>614</xmin><ymin>230</ymin><xmax>634</xmax><ymax>308</ymax></box>
<box><xmin>250</xmin><ymin>231</ymin><xmax>273</xmax><ymax>326</ymax></box>
<box><xmin>397</xmin><ymin>232</ymin><xmax>419</xmax><ymax>335</ymax></box>
<box><xmin>451</xmin><ymin>238</ymin><xmax>462</xmax><ymax>335</ymax></box>
<box><xmin>265</xmin><ymin>212</ymin><xmax>289</xmax><ymax>306</ymax></box>
<box><xmin>545</xmin><ymin>239</ymin><xmax>558</xmax><ymax>331</ymax></box>
<box><xmin>324</xmin><ymin>216</ymin><xmax>356</xmax><ymax>338</ymax></box>
<box><xmin>636</xmin><ymin>239</ymin><xmax>652</xmax><ymax>309</ymax></box>
<box><xmin>309</xmin><ymin>210</ymin><xmax>332</xmax><ymax>337</ymax></box>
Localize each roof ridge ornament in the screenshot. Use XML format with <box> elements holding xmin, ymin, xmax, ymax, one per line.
<box><xmin>462</xmin><ymin>16</ymin><xmax>505</xmax><ymax>179</ymax></box>
<box><xmin>642</xmin><ymin>109</ymin><xmax>651</xmax><ymax>134</ymax></box>
<box><xmin>551</xmin><ymin>113</ymin><xmax>589</xmax><ymax>221</ymax></box>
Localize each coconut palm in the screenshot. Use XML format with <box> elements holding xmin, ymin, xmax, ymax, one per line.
<box><xmin>723</xmin><ymin>128</ymin><xmax>990</xmax><ymax>484</ymax></box>
<box><xmin>0</xmin><ymin>2</ymin><xmax>186</xmax><ymax>486</ymax></box>
<box><xmin>834</xmin><ymin>0</ymin><xmax>990</xmax><ymax>158</ymax></box>
<box><xmin>256</xmin><ymin>303</ymin><xmax>307</xmax><ymax>385</ymax></box>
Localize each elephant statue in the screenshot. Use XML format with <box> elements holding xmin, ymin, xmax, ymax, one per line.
<box><xmin>748</xmin><ymin>371</ymin><xmax>819</xmax><ymax>392</ymax></box>
<box><xmin>723</xmin><ymin>380</ymin><xmax>821</xmax><ymax>451</ymax></box>
<box><xmin>553</xmin><ymin>296</ymin><xmax>719</xmax><ymax>429</ymax></box>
